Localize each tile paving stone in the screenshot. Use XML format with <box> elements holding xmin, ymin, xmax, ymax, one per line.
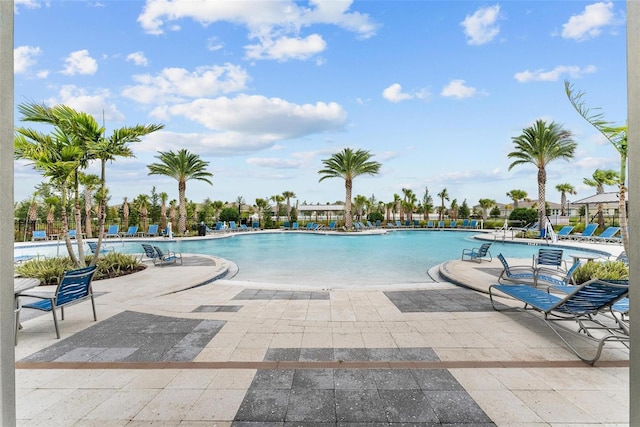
<box><xmin>378</xmin><ymin>389</ymin><xmax>439</xmax><ymax>423</ymax></box>
<box><xmin>335</xmin><ymin>389</ymin><xmax>388</xmax><ymax>423</ymax></box>
<box><xmin>334</xmin><ymin>348</ymin><xmax>369</xmax><ymax>362</ymax></box>
<box><xmin>292</xmin><ymin>369</ymin><xmax>335</xmax><ymax>390</ymax></box>
<box><xmin>399</xmin><ymin>348</ymin><xmax>440</xmax><ymax>361</ymax></box>
<box><xmin>19</xmin><ymin>311</ymin><xmax>225</xmax><ymax>363</ymax></box>
<box><xmin>300</xmin><ymin>347</ymin><xmax>334</xmax><ymax>361</ymax></box>
<box><xmin>251</xmin><ymin>369</ymin><xmax>295</xmax><ymax>389</ymax></box>
<box><xmin>233</xmin><ymin>289</ymin><xmax>329</xmax><ymax>301</ymax></box>
<box><xmin>384</xmin><ymin>289</ymin><xmax>497</xmax><ymax>313</ymax></box>
<box><xmin>372</xmin><ymin>369</ymin><xmax>421</xmax><ymax>390</ymax></box>
<box><xmin>424</xmin><ymin>390</ymin><xmax>494</xmax><ymax>424</ymax></box>
<box><xmin>193</xmin><ymin>305</ymin><xmax>243</xmax><ymax>312</ymax></box>
<box><xmin>234</xmin><ymin>389</ymin><xmax>291</xmax><ymax>422</ymax></box>
<box><xmin>265</xmin><ymin>348</ymin><xmax>302</xmax><ymax>361</ymax></box>
<box><xmin>334</xmin><ymin>369</ymin><xmax>378</xmax><ymax>390</ymax></box>
<box><xmin>285</xmin><ymin>388</ymin><xmax>336</xmax><ymax>422</ymax></box>
<box><xmin>411</xmin><ymin>370</ymin><xmax>464</xmax><ymax>392</ymax></box>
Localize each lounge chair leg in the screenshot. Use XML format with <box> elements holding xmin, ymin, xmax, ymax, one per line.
<box><xmin>51</xmin><ymin>309</ymin><xmax>60</xmax><ymax>339</ymax></box>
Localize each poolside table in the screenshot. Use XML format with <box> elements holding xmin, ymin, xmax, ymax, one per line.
<box><xmin>568</xmin><ymin>253</ymin><xmax>601</xmax><ymax>264</ymax></box>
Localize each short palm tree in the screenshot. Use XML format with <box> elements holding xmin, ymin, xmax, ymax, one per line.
<box><xmin>508</xmin><ymin>120</ymin><xmax>577</xmax><ymax>232</ymax></box>
<box><xmin>506</xmin><ymin>189</ymin><xmax>527</xmax><ymax>209</ymax></box>
<box><xmin>555</xmin><ymin>183</ymin><xmax>576</xmax><ymax>217</ymax></box>
<box><xmin>318</xmin><ymin>148</ymin><xmax>381</xmax><ymax>230</ymax></box>
<box><xmin>583</xmin><ymin>169</ymin><xmax>618</xmax><ymax>229</ymax></box>
<box><xmin>437</xmin><ymin>188</ymin><xmax>449</xmax><ymax>221</ymax></box>
<box><xmin>282</xmin><ymin>191</ymin><xmax>296</xmax><ymax>222</ymax></box>
<box><xmin>147</xmin><ymin>149</ymin><xmax>213</xmax><ymax>234</ymax></box>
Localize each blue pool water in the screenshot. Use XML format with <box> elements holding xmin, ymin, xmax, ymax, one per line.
<box><xmin>16</xmin><ymin>230</ymin><xmax>606</xmax><ymax>286</ymax></box>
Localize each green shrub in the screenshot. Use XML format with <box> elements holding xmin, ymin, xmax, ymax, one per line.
<box><xmin>15</xmin><ymin>252</ymin><xmax>144</xmax><ymax>285</ymax></box>
<box><xmin>573</xmin><ymin>260</ymin><xmax>629</xmax><ymax>285</ymax></box>
<box><xmin>509</xmin><ymin>207</ymin><xmax>538</xmax><ymax>225</ymax></box>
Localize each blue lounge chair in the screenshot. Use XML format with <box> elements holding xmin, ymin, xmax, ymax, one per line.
<box><xmin>292</xmin><ymin>222</ymin><xmax>299</xmax><ymax>230</ymax></box>
<box><xmin>569</xmin><ymin>223</ymin><xmax>598</xmax><ymax>241</ymax></box>
<box><xmin>252</xmin><ymin>221</ymin><xmax>260</xmax><ymax>230</ymax></box>
<box><xmin>142</xmin><ymin>224</ymin><xmax>159</xmax><ymax>237</ymax></box>
<box><xmin>240</xmin><ymin>224</ymin><xmax>249</xmax><ymax>231</ymax></box>
<box><xmin>438</xmin><ymin>220</ymin><xmax>445</xmax><ymax>228</ymax></box>
<box><xmin>532</xmin><ymin>248</ymin><xmax>566</xmax><ymax>286</ymax></box>
<box><xmin>68</xmin><ymin>229</ymin><xmax>85</xmax><ymax>239</ymax></box>
<box><xmin>461</xmin><ymin>219</ymin><xmax>470</xmax><ymax>228</ymax></box>
<box><xmin>469</xmin><ymin>220</ymin><xmax>478</xmax><ymax>229</ymax></box>
<box><xmin>426</xmin><ymin>221</ymin><xmax>434</xmax><ymax>228</ymax></box>
<box><xmin>497</xmin><ymin>253</ymin><xmax>535</xmax><ymax>284</ymax></box>
<box><xmin>449</xmin><ymin>221</ymin><xmax>457</xmax><ymax>228</ymax></box>
<box><xmin>489</xmin><ymin>278</ymin><xmax>629</xmax><ymax>364</ymax></box>
<box><xmin>461</xmin><ymin>242</ymin><xmax>492</xmax><ymax>262</ymax></box>
<box><xmin>556</xmin><ymin>225</ymin><xmax>574</xmax><ymax>240</ymax></box>
<box><xmin>592</xmin><ymin>226</ymin><xmax>621</xmax><ymax>243</ymax></box>
<box><xmin>229</xmin><ymin>221</ymin><xmax>239</xmax><ymax>231</ymax></box>
<box><xmin>18</xmin><ymin>266</ymin><xmax>98</xmax><ymax>339</ymax></box>
<box><xmin>105</xmin><ymin>224</ymin><xmax>120</xmax><ymax>238</ymax></box>
<box><xmin>153</xmin><ymin>246</ymin><xmax>182</xmax><ymax>265</ymax></box>
<box><xmin>120</xmin><ymin>226</ymin><xmax>138</xmax><ymax>238</ymax></box>
<box><xmin>395</xmin><ymin>220</ymin><xmax>403</xmax><ymax>228</ymax></box>
<box><xmin>141</xmin><ymin>243</ymin><xmax>159</xmax><ymax>263</ymax></box>
<box><xmin>32</xmin><ymin>230</ymin><xmax>47</xmax><ymax>241</ymax></box>
<box><xmin>87</xmin><ymin>241</ymin><xmax>113</xmax><ymax>255</ymax></box>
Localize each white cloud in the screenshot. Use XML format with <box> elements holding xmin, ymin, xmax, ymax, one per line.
<box><xmin>382</xmin><ymin>83</ymin><xmax>429</xmax><ymax>103</ymax></box>
<box><xmin>126</xmin><ymin>51</ymin><xmax>148</xmax><ymax>66</ymax></box>
<box><xmin>14</xmin><ymin>0</ymin><xmax>40</xmax><ymax>12</ymax></box>
<box><xmin>207</xmin><ymin>36</ymin><xmax>224</xmax><ymax>51</ymax></box>
<box><xmin>14</xmin><ymin>45</ymin><xmax>41</xmax><ymax>74</ymax></box>
<box><xmin>121</xmin><ymin>63</ymin><xmax>250</xmax><ymax>104</ymax></box>
<box><xmin>440</xmin><ymin>79</ymin><xmax>477</xmax><ymax>99</ymax></box>
<box><xmin>61</xmin><ymin>49</ymin><xmax>98</xmax><ymax>75</ymax></box>
<box><xmin>246</xmin><ymin>157</ymin><xmax>304</xmax><ymax>169</ymax></box>
<box><xmin>461</xmin><ymin>4</ymin><xmax>501</xmax><ymax>46</ymax></box>
<box><xmin>561</xmin><ymin>2</ymin><xmax>615</xmax><ymax>41</ymax></box>
<box><xmin>155</xmin><ymin>94</ymin><xmax>348</xmax><ymax>138</ymax></box>
<box><xmin>382</xmin><ymin>83</ymin><xmax>412</xmax><ymax>103</ymax></box>
<box><xmin>48</xmin><ymin>85</ymin><xmax>125</xmax><ymax>122</ymax></box>
<box><xmin>245</xmin><ymin>34</ymin><xmax>326</xmax><ymax>61</ymax></box>
<box><xmin>514</xmin><ymin>65</ymin><xmax>597</xmax><ymax>82</ymax></box>
<box><xmin>137</xmin><ymin>0</ymin><xmax>377</xmax><ymax>61</ymax></box>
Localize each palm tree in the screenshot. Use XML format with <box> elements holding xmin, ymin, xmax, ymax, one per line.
<box><xmin>555</xmin><ymin>183</ymin><xmax>576</xmax><ymax>217</ymax></box>
<box><xmin>147</xmin><ymin>149</ymin><xmax>213</xmax><ymax>234</ymax></box>
<box><xmin>353</xmin><ymin>194</ymin><xmax>368</xmax><ymax>222</ymax></box>
<box><xmin>169</xmin><ymin>199</ymin><xmax>177</xmax><ymax>230</ymax></box>
<box><xmin>44</xmin><ymin>196</ymin><xmax>59</xmax><ymax>236</ymax></box>
<box><xmin>478</xmin><ymin>198</ymin><xmax>497</xmax><ymax>220</ymax></box>
<box><xmin>583</xmin><ymin>169</ymin><xmax>618</xmax><ymax>229</ymax></box>
<box><xmin>282</xmin><ymin>191</ymin><xmax>296</xmax><ymax>222</ymax></box>
<box><xmin>318</xmin><ymin>148</ymin><xmax>381</xmax><ymax>230</ymax></box>
<box><xmin>79</xmin><ymin>173</ymin><xmax>100</xmax><ymax>238</ymax></box>
<box><xmin>236</xmin><ymin>196</ymin><xmax>245</xmax><ymax>219</ymax></box>
<box><xmin>159</xmin><ymin>192</ymin><xmax>169</xmax><ymax>229</ymax></box>
<box><xmin>565</xmin><ymin>80</ymin><xmax>629</xmax><ymax>254</ymax></box>
<box><xmin>122</xmin><ymin>197</ymin><xmax>130</xmax><ymax>230</ymax></box>
<box><xmin>135</xmin><ymin>194</ymin><xmax>151</xmax><ymax>230</ymax></box>
<box><xmin>506</xmin><ymin>189</ymin><xmax>527</xmax><ymax>209</ymax></box>
<box><xmin>508</xmin><ymin>119</ymin><xmax>577</xmax><ymax>232</ymax></box>
<box><xmin>449</xmin><ymin>198</ymin><xmax>458</xmax><ymax>221</ymax></box>
<box><xmin>270</xmin><ymin>195</ymin><xmax>285</xmax><ymax>224</ymax></box>
<box><xmin>255</xmin><ymin>198</ymin><xmax>269</xmax><ymax>226</ymax></box>
<box><xmin>437</xmin><ymin>188</ymin><xmax>449</xmax><ymax>221</ymax></box>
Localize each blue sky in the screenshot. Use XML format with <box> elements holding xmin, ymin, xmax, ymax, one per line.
<box><xmin>13</xmin><ymin>0</ymin><xmax>627</xmax><ymax>209</ymax></box>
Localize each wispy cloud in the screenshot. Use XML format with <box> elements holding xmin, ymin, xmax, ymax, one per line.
<box><xmin>382</xmin><ymin>83</ymin><xmax>429</xmax><ymax>103</ymax></box>
<box><xmin>61</xmin><ymin>49</ymin><xmax>98</xmax><ymax>75</ymax></box>
<box><xmin>440</xmin><ymin>80</ymin><xmax>478</xmax><ymax>99</ymax></box>
<box><xmin>514</xmin><ymin>65</ymin><xmax>597</xmax><ymax>82</ymax></box>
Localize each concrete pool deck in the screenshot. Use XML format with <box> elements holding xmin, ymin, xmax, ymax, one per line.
<box><xmin>13</xmin><ymin>236</ymin><xmax>629</xmax><ymax>425</ymax></box>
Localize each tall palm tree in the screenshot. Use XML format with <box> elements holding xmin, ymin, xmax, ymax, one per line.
<box><xmin>583</xmin><ymin>169</ymin><xmax>618</xmax><ymax>229</ymax></box>
<box><xmin>135</xmin><ymin>194</ymin><xmax>151</xmax><ymax>230</ymax></box>
<box><xmin>508</xmin><ymin>119</ymin><xmax>577</xmax><ymax>232</ymax></box>
<box><xmin>44</xmin><ymin>196</ymin><xmax>59</xmax><ymax>236</ymax></box>
<box><xmin>169</xmin><ymin>199</ymin><xmax>177</xmax><ymax>230</ymax></box>
<box><xmin>565</xmin><ymin>80</ymin><xmax>629</xmax><ymax>254</ymax></box>
<box><xmin>159</xmin><ymin>192</ymin><xmax>169</xmax><ymax>229</ymax></box>
<box><xmin>79</xmin><ymin>173</ymin><xmax>100</xmax><ymax>238</ymax></box>
<box><xmin>318</xmin><ymin>148</ymin><xmax>381</xmax><ymax>230</ymax></box>
<box><xmin>270</xmin><ymin>194</ymin><xmax>285</xmax><ymax>224</ymax></box>
<box><xmin>122</xmin><ymin>197</ymin><xmax>130</xmax><ymax>230</ymax></box>
<box><xmin>478</xmin><ymin>198</ymin><xmax>497</xmax><ymax>220</ymax></box>
<box><xmin>282</xmin><ymin>191</ymin><xmax>296</xmax><ymax>222</ymax></box>
<box><xmin>255</xmin><ymin>198</ymin><xmax>269</xmax><ymax>226</ymax></box>
<box><xmin>506</xmin><ymin>189</ymin><xmax>527</xmax><ymax>209</ymax></box>
<box><xmin>147</xmin><ymin>149</ymin><xmax>213</xmax><ymax>234</ymax></box>
<box><xmin>437</xmin><ymin>188</ymin><xmax>449</xmax><ymax>221</ymax></box>
<box><xmin>555</xmin><ymin>183</ymin><xmax>576</xmax><ymax>217</ymax></box>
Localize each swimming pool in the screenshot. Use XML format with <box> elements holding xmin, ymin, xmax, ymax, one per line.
<box><xmin>16</xmin><ymin>231</ymin><xmax>606</xmax><ymax>286</ymax></box>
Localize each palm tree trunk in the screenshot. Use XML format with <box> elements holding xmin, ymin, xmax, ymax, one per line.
<box><xmin>538</xmin><ymin>168</ymin><xmax>546</xmax><ymax>233</ymax></box>
<box><xmin>344</xmin><ymin>179</ymin><xmax>353</xmax><ymax>229</ymax></box>
<box><xmin>178</xmin><ymin>180</ymin><xmax>187</xmax><ymax>233</ymax></box>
